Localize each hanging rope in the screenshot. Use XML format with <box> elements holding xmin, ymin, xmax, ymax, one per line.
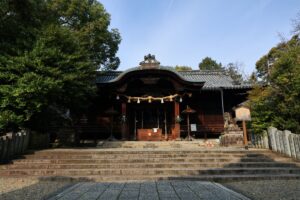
<box><xmin>126</xmin><ymin>94</ymin><xmax>179</xmax><ymax>103</ymax></box>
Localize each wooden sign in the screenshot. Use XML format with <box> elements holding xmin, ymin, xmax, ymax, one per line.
<box><xmin>235</xmin><ymin>106</ymin><xmax>251</xmax><ymax>121</ymax></box>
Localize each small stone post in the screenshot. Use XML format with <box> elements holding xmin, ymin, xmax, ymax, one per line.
<box><xmin>275</xmin><ymin>130</ymin><xmax>281</xmax><ymax>153</ymax></box>
<box><xmin>263</xmin><ymin>131</ymin><xmax>269</xmax><ymax>149</ymax></box>
<box><xmin>268</xmin><ymin>127</ymin><xmax>277</xmax><ymax>151</ymax></box>
<box><xmin>289</xmin><ymin>134</ymin><xmax>296</xmax><ymax>159</ymax></box>
<box><xmin>295</xmin><ymin>135</ymin><xmax>300</xmax><ymax>160</ymax></box>
<box><xmin>283</xmin><ymin>130</ymin><xmax>292</xmax><ymax>157</ymax></box>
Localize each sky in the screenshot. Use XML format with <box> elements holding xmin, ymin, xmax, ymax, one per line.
<box><xmin>100</xmin><ymin>0</ymin><xmax>300</xmax><ymax>75</ymax></box>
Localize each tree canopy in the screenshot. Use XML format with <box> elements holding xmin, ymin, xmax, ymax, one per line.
<box><xmin>225</xmin><ymin>62</ymin><xmax>244</xmax><ymax>84</ymax></box>
<box><xmin>0</xmin><ymin>0</ymin><xmax>121</xmax><ymax>133</ymax></box>
<box><xmin>198</xmin><ymin>57</ymin><xmax>223</xmax><ymax>70</ymax></box>
<box><xmin>249</xmin><ymin>35</ymin><xmax>300</xmax><ymax>134</ymax></box>
<box><xmin>174</xmin><ymin>65</ymin><xmax>193</xmax><ymax>71</ymax></box>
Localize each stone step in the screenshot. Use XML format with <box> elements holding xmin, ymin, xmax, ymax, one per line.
<box><xmin>28</xmin><ymin>149</ymin><xmax>272</xmax><ymax>155</ymax></box>
<box><xmin>36</xmin><ymin>174</ymin><xmax>300</xmax><ymax>182</ymax></box>
<box><xmin>22</xmin><ymin>153</ymin><xmax>279</xmax><ymax>159</ymax></box>
<box><xmin>1</xmin><ymin>167</ymin><xmax>300</xmax><ymax>176</ymax></box>
<box><xmin>2</xmin><ymin>148</ymin><xmax>299</xmax><ymax>181</ymax></box>
<box><xmin>11</xmin><ymin>157</ymin><xmax>293</xmax><ymax>164</ymax></box>
<box><xmin>4</xmin><ymin>174</ymin><xmax>300</xmax><ymax>182</ymax></box>
<box><xmin>1</xmin><ymin>162</ymin><xmax>298</xmax><ymax>170</ymax></box>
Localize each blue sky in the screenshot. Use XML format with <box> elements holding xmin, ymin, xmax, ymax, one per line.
<box><xmin>100</xmin><ymin>0</ymin><xmax>300</xmax><ymax>75</ymax></box>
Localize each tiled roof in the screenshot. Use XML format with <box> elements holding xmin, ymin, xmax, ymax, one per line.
<box><xmin>96</xmin><ymin>66</ymin><xmax>252</xmax><ymax>90</ymax></box>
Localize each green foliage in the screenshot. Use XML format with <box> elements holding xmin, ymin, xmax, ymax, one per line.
<box><xmin>225</xmin><ymin>63</ymin><xmax>243</xmax><ymax>84</ymax></box>
<box><xmin>48</xmin><ymin>0</ymin><xmax>121</xmax><ymax>69</ymax></box>
<box><xmin>198</xmin><ymin>57</ymin><xmax>223</xmax><ymax>70</ymax></box>
<box><xmin>174</xmin><ymin>65</ymin><xmax>192</xmax><ymax>71</ymax></box>
<box><xmin>0</xmin><ymin>0</ymin><xmax>120</xmax><ymax>132</ymax></box>
<box><xmin>249</xmin><ymin>36</ymin><xmax>300</xmax><ymax>134</ymax></box>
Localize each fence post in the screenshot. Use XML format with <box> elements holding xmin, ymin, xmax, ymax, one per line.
<box><xmin>15</xmin><ymin>132</ymin><xmax>20</xmax><ymax>155</ymax></box>
<box><xmin>20</xmin><ymin>131</ymin><xmax>26</xmax><ymax>154</ymax></box>
<box><xmin>0</xmin><ymin>138</ymin><xmax>3</xmax><ymax>161</ymax></box>
<box><xmin>277</xmin><ymin>130</ymin><xmax>284</xmax><ymax>154</ymax></box>
<box><xmin>18</xmin><ymin>132</ymin><xmax>24</xmax><ymax>154</ymax></box>
<box><xmin>295</xmin><ymin>135</ymin><xmax>300</xmax><ymax>160</ymax></box>
<box><xmin>283</xmin><ymin>130</ymin><xmax>292</xmax><ymax>157</ymax></box>
<box><xmin>275</xmin><ymin>130</ymin><xmax>281</xmax><ymax>153</ymax></box>
<box><xmin>263</xmin><ymin>131</ymin><xmax>269</xmax><ymax>149</ymax></box>
<box><xmin>268</xmin><ymin>127</ymin><xmax>277</xmax><ymax>151</ymax></box>
<box><xmin>23</xmin><ymin>130</ymin><xmax>30</xmax><ymax>152</ymax></box>
<box><xmin>289</xmin><ymin>134</ymin><xmax>296</xmax><ymax>159</ymax></box>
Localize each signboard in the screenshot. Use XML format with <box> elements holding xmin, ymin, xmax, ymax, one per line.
<box><xmin>191</xmin><ymin>124</ymin><xmax>197</xmax><ymax>132</ymax></box>
<box><xmin>235</xmin><ymin>107</ymin><xmax>251</xmax><ymax>121</ymax></box>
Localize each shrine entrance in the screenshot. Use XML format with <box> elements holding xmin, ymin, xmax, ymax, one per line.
<box><xmin>127</xmin><ymin>102</ymin><xmax>174</xmax><ymax>141</ymax></box>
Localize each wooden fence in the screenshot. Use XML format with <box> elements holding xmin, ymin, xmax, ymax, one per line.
<box><xmin>0</xmin><ymin>130</ymin><xmax>30</xmax><ymax>163</ymax></box>
<box><xmin>251</xmin><ymin>127</ymin><xmax>300</xmax><ymax>160</ymax></box>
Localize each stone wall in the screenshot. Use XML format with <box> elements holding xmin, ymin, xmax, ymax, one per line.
<box><xmin>0</xmin><ymin>130</ymin><xmax>30</xmax><ymax>163</ymax></box>
<box><xmin>252</xmin><ymin>127</ymin><xmax>300</xmax><ymax>160</ymax></box>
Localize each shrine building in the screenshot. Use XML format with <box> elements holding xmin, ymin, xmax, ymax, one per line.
<box><xmin>82</xmin><ymin>54</ymin><xmax>251</xmax><ymax>141</ymax></box>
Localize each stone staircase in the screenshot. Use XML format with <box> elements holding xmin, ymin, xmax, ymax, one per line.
<box><xmin>0</xmin><ymin>146</ymin><xmax>299</xmax><ymax>182</ymax></box>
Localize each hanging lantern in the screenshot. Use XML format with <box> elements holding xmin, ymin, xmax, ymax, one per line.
<box><xmin>148</xmin><ymin>97</ymin><xmax>152</xmax><ymax>103</ymax></box>
<box><xmin>128</xmin><ymin>97</ymin><xmax>131</xmax><ymax>103</ymax></box>
<box><xmin>116</xmin><ymin>95</ymin><xmax>120</xmax><ymax>100</ymax></box>
<box><xmin>137</xmin><ymin>98</ymin><xmax>140</xmax><ymax>104</ymax></box>
<box><xmin>179</xmin><ymin>97</ymin><xmax>183</xmax><ymax>102</ymax></box>
<box><xmin>161</xmin><ymin>98</ymin><xmax>164</xmax><ymax>104</ymax></box>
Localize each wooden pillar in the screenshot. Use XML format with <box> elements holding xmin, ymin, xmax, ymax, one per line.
<box><xmin>173</xmin><ymin>101</ymin><xmax>180</xmax><ymax>140</ymax></box>
<box><xmin>220</xmin><ymin>88</ymin><xmax>224</xmax><ymax>117</ymax></box>
<box><xmin>243</xmin><ymin>120</ymin><xmax>248</xmax><ymax>147</ymax></box>
<box><xmin>121</xmin><ymin>103</ymin><xmax>128</xmax><ymax>140</ymax></box>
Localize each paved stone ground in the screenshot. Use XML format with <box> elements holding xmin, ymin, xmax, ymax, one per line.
<box><xmin>47</xmin><ymin>181</ymin><xmax>249</xmax><ymax>200</ymax></box>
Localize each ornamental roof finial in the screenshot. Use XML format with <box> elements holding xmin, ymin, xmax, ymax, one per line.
<box><xmin>139</xmin><ymin>54</ymin><xmax>160</xmax><ymax>69</ymax></box>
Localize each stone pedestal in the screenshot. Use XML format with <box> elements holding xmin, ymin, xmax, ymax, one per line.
<box><xmin>220</xmin><ymin>113</ymin><xmax>244</xmax><ymax>146</ymax></box>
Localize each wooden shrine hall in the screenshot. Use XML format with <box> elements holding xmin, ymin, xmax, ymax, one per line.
<box><xmin>83</xmin><ymin>54</ymin><xmax>251</xmax><ymax>141</ymax></box>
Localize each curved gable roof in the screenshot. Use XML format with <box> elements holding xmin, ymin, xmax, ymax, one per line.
<box><xmin>96</xmin><ymin>67</ymin><xmax>252</xmax><ymax>90</ymax></box>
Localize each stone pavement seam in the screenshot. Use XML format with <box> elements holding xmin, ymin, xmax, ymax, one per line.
<box><xmin>97</xmin><ymin>183</ymin><xmax>112</xmax><ymax>200</ymax></box>
<box><xmin>185</xmin><ymin>181</ymin><xmax>208</xmax><ymax>199</ymax></box>
<box><xmin>213</xmin><ymin>183</ymin><xmax>251</xmax><ymax>200</ymax></box>
<box><xmin>155</xmin><ymin>181</ymin><xmax>160</xmax><ymax>200</ymax></box>
<box><xmin>169</xmin><ymin>181</ymin><xmax>181</xmax><ymax>199</ymax></box>
<box><xmin>75</xmin><ymin>183</ymin><xmax>95</xmax><ymax>200</ymax></box>
<box><xmin>47</xmin><ymin>183</ymin><xmax>82</xmax><ymax>200</ymax></box>
<box><xmin>137</xmin><ymin>182</ymin><xmax>141</xmax><ymax>200</ymax></box>
<box><xmin>116</xmin><ymin>182</ymin><xmax>126</xmax><ymax>200</ymax></box>
<box><xmin>95</xmin><ymin>183</ymin><xmax>111</xmax><ymax>200</ymax></box>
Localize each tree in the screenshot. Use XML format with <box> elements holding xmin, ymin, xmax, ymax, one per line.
<box><xmin>247</xmin><ymin>72</ymin><xmax>258</xmax><ymax>85</ymax></box>
<box><xmin>0</xmin><ymin>0</ymin><xmax>121</xmax><ymax>133</ymax></box>
<box><xmin>174</xmin><ymin>65</ymin><xmax>192</xmax><ymax>71</ymax></box>
<box><xmin>48</xmin><ymin>0</ymin><xmax>121</xmax><ymax>70</ymax></box>
<box><xmin>198</xmin><ymin>57</ymin><xmax>223</xmax><ymax>70</ymax></box>
<box><xmin>249</xmin><ymin>35</ymin><xmax>300</xmax><ymax>134</ymax></box>
<box><xmin>225</xmin><ymin>62</ymin><xmax>244</xmax><ymax>84</ymax></box>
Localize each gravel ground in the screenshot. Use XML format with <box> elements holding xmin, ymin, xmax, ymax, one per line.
<box><xmin>0</xmin><ymin>178</ymin><xmax>74</xmax><ymax>200</ymax></box>
<box><xmin>221</xmin><ymin>180</ymin><xmax>300</xmax><ymax>200</ymax></box>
